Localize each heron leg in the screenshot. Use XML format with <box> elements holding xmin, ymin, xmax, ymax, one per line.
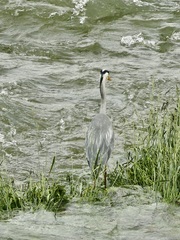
<box><xmin>104</xmin><ymin>165</ymin><xmax>107</xmax><ymax>188</ymax></box>
<box><xmin>93</xmin><ymin>179</ymin><xmax>96</xmax><ymax>189</ymax></box>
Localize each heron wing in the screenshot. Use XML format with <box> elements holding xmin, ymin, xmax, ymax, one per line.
<box><xmin>85</xmin><ymin>114</ymin><xmax>114</xmax><ymax>169</ymax></box>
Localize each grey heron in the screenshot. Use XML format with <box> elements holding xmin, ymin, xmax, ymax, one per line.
<box><xmin>85</xmin><ymin>69</ymin><xmax>114</xmax><ymax>188</ymax></box>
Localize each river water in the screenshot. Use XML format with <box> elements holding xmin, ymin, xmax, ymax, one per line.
<box><xmin>0</xmin><ymin>0</ymin><xmax>180</xmax><ymax>239</ymax></box>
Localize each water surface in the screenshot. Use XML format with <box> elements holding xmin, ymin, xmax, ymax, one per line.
<box><xmin>0</xmin><ymin>0</ymin><xmax>180</xmax><ymax>239</ymax></box>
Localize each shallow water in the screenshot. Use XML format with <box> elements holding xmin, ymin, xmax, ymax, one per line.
<box><xmin>0</xmin><ymin>189</ymin><xmax>180</xmax><ymax>240</ymax></box>
<box><xmin>0</xmin><ymin>0</ymin><xmax>180</xmax><ymax>239</ymax></box>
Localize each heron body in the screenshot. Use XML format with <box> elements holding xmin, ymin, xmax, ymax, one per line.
<box><xmin>85</xmin><ymin>70</ymin><xmax>114</xmax><ymax>187</ymax></box>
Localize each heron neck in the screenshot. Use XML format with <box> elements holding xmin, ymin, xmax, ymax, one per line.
<box><xmin>100</xmin><ymin>77</ymin><xmax>106</xmax><ymax>114</ymax></box>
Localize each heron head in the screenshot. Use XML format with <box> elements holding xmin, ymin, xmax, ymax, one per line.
<box><xmin>100</xmin><ymin>69</ymin><xmax>111</xmax><ymax>81</ymax></box>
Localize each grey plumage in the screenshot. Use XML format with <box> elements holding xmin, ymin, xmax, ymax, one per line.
<box><xmin>85</xmin><ymin>70</ymin><xmax>114</xmax><ymax>186</ymax></box>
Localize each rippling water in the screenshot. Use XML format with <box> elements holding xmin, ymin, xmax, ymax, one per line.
<box><xmin>0</xmin><ymin>0</ymin><xmax>180</xmax><ymax>238</ymax></box>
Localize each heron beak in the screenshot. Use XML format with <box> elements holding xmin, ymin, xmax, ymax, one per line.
<box><xmin>107</xmin><ymin>75</ymin><xmax>111</xmax><ymax>81</ymax></box>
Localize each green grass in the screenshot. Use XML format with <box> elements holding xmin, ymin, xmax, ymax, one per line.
<box><xmin>24</xmin><ymin>174</ymin><xmax>68</xmax><ymax>211</ymax></box>
<box><xmin>0</xmin><ymin>171</ymin><xmax>68</xmax><ymax>218</ymax></box>
<box><xmin>0</xmin><ymin>175</ymin><xmax>22</xmax><ymax>212</ymax></box>
<box><xmin>66</xmin><ymin>173</ymin><xmax>109</xmax><ymax>202</ymax></box>
<box><xmin>108</xmin><ymin>92</ymin><xmax>180</xmax><ymax>203</ymax></box>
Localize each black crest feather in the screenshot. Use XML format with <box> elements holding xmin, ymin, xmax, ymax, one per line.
<box><xmin>100</xmin><ymin>69</ymin><xmax>109</xmax><ymax>75</ymax></box>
